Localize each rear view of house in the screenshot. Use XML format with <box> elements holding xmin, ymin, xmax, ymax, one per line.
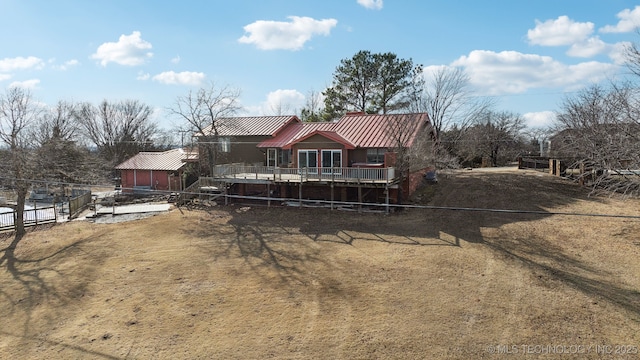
<box><xmin>193</xmin><ymin>112</ymin><xmax>435</xmax><ymax>207</ymax></box>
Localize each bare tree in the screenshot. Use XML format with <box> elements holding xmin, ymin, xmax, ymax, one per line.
<box><xmin>554</xmin><ymin>82</ymin><xmax>640</xmax><ymax>196</ymax></box>
<box><xmin>523</xmin><ymin>127</ymin><xmax>553</xmax><ymax>156</ymax></box>
<box><xmin>28</xmin><ymin>101</ymin><xmax>109</xmax><ymax>187</ymax></box>
<box><xmin>32</xmin><ymin>100</ymin><xmax>79</xmax><ymax>146</ymax></box>
<box><xmin>624</xmin><ymin>35</ymin><xmax>640</xmax><ymax>78</ymax></box>
<box><xmin>269</xmin><ymin>101</ymin><xmax>292</xmax><ymax>116</ymax></box>
<box><xmin>410</xmin><ymin>66</ymin><xmax>494</xmax><ymax>138</ymax></box>
<box><xmin>0</xmin><ymin>87</ymin><xmax>41</xmax><ymax>236</ymax></box>
<box><xmin>384</xmin><ymin>114</ymin><xmax>434</xmax><ymax>204</ymax></box>
<box><xmin>167</xmin><ymin>82</ymin><xmax>241</xmax><ymax>174</ymax></box>
<box><xmin>299</xmin><ymin>89</ymin><xmax>325</xmax><ymax>122</ymax></box>
<box><xmin>458</xmin><ymin>110</ymin><xmax>526</xmax><ymax>167</ymax></box>
<box><xmin>75</xmin><ymin>99</ymin><xmax>159</xmax><ymax>165</ymax></box>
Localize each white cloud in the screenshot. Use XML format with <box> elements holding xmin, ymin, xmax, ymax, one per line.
<box><xmin>600</xmin><ymin>6</ymin><xmax>640</xmax><ymax>33</ymax></box>
<box><xmin>91</xmin><ymin>31</ymin><xmax>153</xmax><ymax>66</ymax></box>
<box><xmin>263</xmin><ymin>89</ymin><xmax>305</xmax><ymax>114</ymax></box>
<box><xmin>523</xmin><ymin>111</ymin><xmax>556</xmax><ymax>128</ymax></box>
<box><xmin>0</xmin><ymin>56</ymin><xmax>45</xmax><ymax>72</ymax></box>
<box><xmin>0</xmin><ymin>74</ymin><xmax>11</xmax><ymax>82</ymax></box>
<box><xmin>152</xmin><ymin>71</ymin><xmax>205</xmax><ymax>86</ymax></box>
<box><xmin>567</xmin><ymin>38</ymin><xmax>630</xmax><ymax>64</ymax></box>
<box><xmin>567</xmin><ymin>36</ymin><xmax>608</xmax><ymax>57</ymax></box>
<box><xmin>52</xmin><ymin>59</ymin><xmax>80</xmax><ymax>71</ymax></box>
<box><xmin>608</xmin><ymin>41</ymin><xmax>631</xmax><ymax>65</ymax></box>
<box><xmin>238</xmin><ymin>16</ymin><xmax>338</xmax><ymax>51</ymax></box>
<box><xmin>452</xmin><ymin>50</ymin><xmax>617</xmax><ymax>95</ymax></box>
<box><xmin>64</xmin><ymin>59</ymin><xmax>79</xmax><ymax>67</ymax></box>
<box><xmin>9</xmin><ymin>79</ymin><xmax>40</xmax><ymax>89</ymax></box>
<box><xmin>137</xmin><ymin>71</ymin><xmax>150</xmax><ymax>81</ymax></box>
<box><xmin>527</xmin><ymin>16</ymin><xmax>594</xmax><ymax>46</ymax></box>
<box><xmin>171</xmin><ymin>55</ymin><xmax>181</xmax><ymax>64</ymax></box>
<box><xmin>357</xmin><ymin>0</ymin><xmax>383</xmax><ymax>10</ymax></box>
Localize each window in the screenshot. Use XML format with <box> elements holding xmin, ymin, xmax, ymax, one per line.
<box><xmin>298</xmin><ymin>150</ymin><xmax>318</xmax><ymax>172</ymax></box>
<box><xmin>321</xmin><ymin>150</ymin><xmax>342</xmax><ymax>174</ymax></box>
<box><xmin>366</xmin><ymin>148</ymin><xmax>385</xmax><ymax>164</ymax></box>
<box><xmin>278</xmin><ymin>149</ymin><xmax>291</xmax><ymax>166</ymax></box>
<box><xmin>219</xmin><ymin>137</ymin><xmax>231</xmax><ymax>153</ymax></box>
<box><xmin>267</xmin><ymin>148</ymin><xmax>277</xmax><ymax>167</ymax></box>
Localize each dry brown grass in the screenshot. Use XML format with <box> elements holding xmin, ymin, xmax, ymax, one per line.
<box><xmin>0</xmin><ymin>169</ymin><xmax>639</xmax><ymax>359</ymax></box>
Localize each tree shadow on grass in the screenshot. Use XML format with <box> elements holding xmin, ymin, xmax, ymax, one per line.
<box><xmin>187</xmin><ymin>210</ymin><xmax>333</xmax><ymax>286</ymax></box>
<box><xmin>483</xmin><ymin>231</ymin><xmax>640</xmax><ymax>320</ymax></box>
<box><xmin>0</xmin><ymin>227</ymin><xmax>115</xmax><ymax>359</ymax></box>
<box><xmin>193</xmin><ymin>170</ymin><xmax>640</xmax><ymax>319</ymax></box>
<box><xmin>418</xmin><ymin>170</ymin><xmax>601</xmax><ymax>244</ymax></box>
<box><xmin>426</xmin><ymin>171</ymin><xmax>640</xmax><ymax>319</ymax></box>
<box><xmin>217</xmin><ymin>171</ymin><xmax>594</xmax><ymax>248</ymax></box>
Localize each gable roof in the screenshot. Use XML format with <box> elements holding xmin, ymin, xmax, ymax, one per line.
<box><xmin>258</xmin><ymin>112</ymin><xmax>431</xmax><ymax>149</ymax></box>
<box><xmin>115</xmin><ymin>148</ymin><xmax>195</xmax><ymax>171</ymax></box>
<box><xmin>285</xmin><ymin>130</ymin><xmax>356</xmax><ymax>150</ymax></box>
<box><xmin>201</xmin><ymin>115</ymin><xmax>300</xmax><ymax>137</ymax></box>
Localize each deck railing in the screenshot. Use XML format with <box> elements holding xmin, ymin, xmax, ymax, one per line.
<box><xmin>211</xmin><ymin>165</ymin><xmax>395</xmax><ymax>183</ymax></box>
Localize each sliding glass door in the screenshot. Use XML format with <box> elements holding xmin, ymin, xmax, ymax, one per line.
<box><xmin>321</xmin><ymin>150</ymin><xmax>342</xmax><ymax>174</ymax></box>
<box><xmin>298</xmin><ymin>150</ymin><xmax>318</xmax><ymax>173</ymax></box>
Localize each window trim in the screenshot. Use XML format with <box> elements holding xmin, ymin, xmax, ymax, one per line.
<box><xmin>219</xmin><ymin>137</ymin><xmax>231</xmax><ymax>153</ymax></box>
<box><xmin>298</xmin><ymin>150</ymin><xmax>318</xmax><ymax>173</ymax></box>
<box><xmin>266</xmin><ymin>148</ymin><xmax>277</xmax><ymax>167</ymax></box>
<box><xmin>366</xmin><ymin>148</ymin><xmax>385</xmax><ymax>164</ymax></box>
<box><xmin>321</xmin><ymin>149</ymin><xmax>342</xmax><ymax>174</ymax></box>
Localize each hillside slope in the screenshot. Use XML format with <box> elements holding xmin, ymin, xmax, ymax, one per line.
<box><xmin>1</xmin><ymin>169</ymin><xmax>639</xmax><ymax>359</ymax></box>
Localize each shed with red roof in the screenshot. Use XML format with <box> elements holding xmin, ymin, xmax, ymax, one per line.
<box><xmin>115</xmin><ymin>148</ymin><xmax>197</xmax><ymax>193</ymax></box>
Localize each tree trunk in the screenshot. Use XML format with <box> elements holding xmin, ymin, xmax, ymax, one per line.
<box><xmin>397</xmin><ymin>175</ymin><xmax>404</xmax><ymax>205</ymax></box>
<box><xmin>15</xmin><ymin>185</ymin><xmax>27</xmax><ymax>237</ymax></box>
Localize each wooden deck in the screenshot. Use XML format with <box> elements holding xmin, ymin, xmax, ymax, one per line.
<box><xmin>208</xmin><ymin>165</ymin><xmax>397</xmax><ymax>185</ymax></box>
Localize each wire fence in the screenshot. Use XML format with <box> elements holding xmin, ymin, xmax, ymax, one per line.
<box><xmin>0</xmin><ymin>205</ymin><xmax>57</xmax><ymax>232</ymax></box>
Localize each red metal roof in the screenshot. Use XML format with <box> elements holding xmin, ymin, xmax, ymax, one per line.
<box><xmin>201</xmin><ymin>115</ymin><xmax>300</xmax><ymax>137</ymax></box>
<box><xmin>283</xmin><ymin>130</ymin><xmax>356</xmax><ymax>150</ymax></box>
<box><xmin>115</xmin><ymin>148</ymin><xmax>196</xmax><ymax>171</ymax></box>
<box><xmin>258</xmin><ymin>113</ymin><xmax>431</xmax><ymax>149</ymax></box>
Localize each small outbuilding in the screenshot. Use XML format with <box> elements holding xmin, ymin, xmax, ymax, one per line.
<box><xmin>115</xmin><ymin>148</ymin><xmax>197</xmax><ymax>193</ymax></box>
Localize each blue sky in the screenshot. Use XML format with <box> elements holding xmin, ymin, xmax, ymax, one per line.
<box><xmin>2</xmin><ymin>0</ymin><xmax>640</xmax><ymax>130</ymax></box>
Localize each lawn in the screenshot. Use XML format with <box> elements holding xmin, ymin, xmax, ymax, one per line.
<box><xmin>1</xmin><ymin>168</ymin><xmax>639</xmax><ymax>359</ymax></box>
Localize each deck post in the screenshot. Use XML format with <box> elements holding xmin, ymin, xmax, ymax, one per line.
<box><xmin>358</xmin><ymin>185</ymin><xmax>362</xmax><ymax>213</ymax></box>
<box><xmin>330</xmin><ymin>184</ymin><xmax>334</xmax><ymax>211</ymax></box>
<box><xmin>385</xmin><ymin>186</ymin><xmax>389</xmax><ymax>214</ymax></box>
<box><xmin>330</xmin><ymin>169</ymin><xmax>334</xmax><ymax>210</ymax></box>
<box><xmin>298</xmin><ymin>183</ymin><xmax>302</xmax><ymax>207</ymax></box>
<box><xmin>267</xmin><ymin>183</ymin><xmax>271</xmax><ymax>207</ymax></box>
